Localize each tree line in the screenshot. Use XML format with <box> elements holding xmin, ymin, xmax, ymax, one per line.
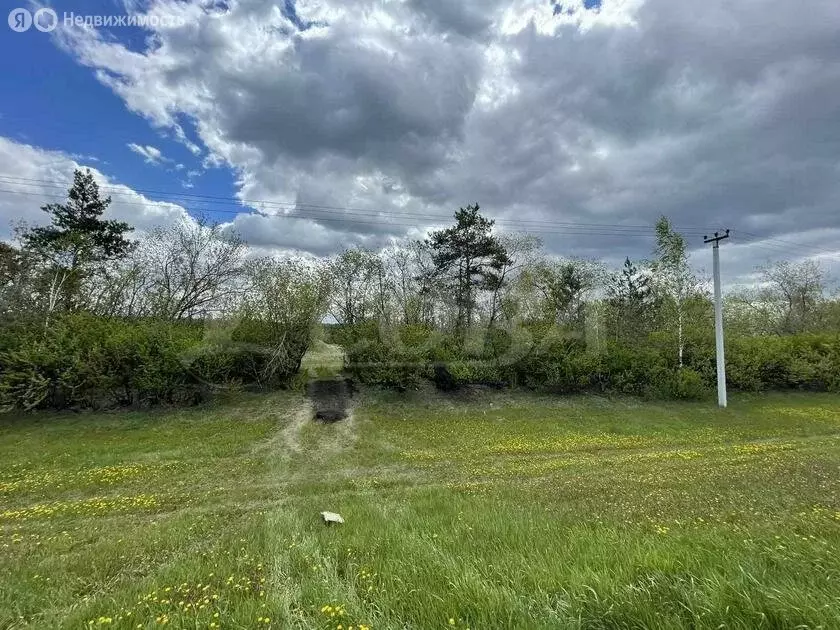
<box><xmin>326</xmin><ymin>204</ymin><xmax>838</xmax><ymax>352</ymax></box>
<box><xmin>323</xmin><ymin>203</ymin><xmax>839</xmax><ymax>396</ymax></box>
<box><xmin>1</xmin><ymin>170</ymin><xmax>839</xmax><ymax>410</ymax></box>
<box><xmin>0</xmin><ymin>170</ymin><xmax>329</xmax><ymax>410</ymax></box>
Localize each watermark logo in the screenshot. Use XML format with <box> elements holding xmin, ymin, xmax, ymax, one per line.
<box><xmin>34</xmin><ymin>8</ymin><xmax>58</xmax><ymax>32</ymax></box>
<box><xmin>8</xmin><ymin>8</ymin><xmax>32</xmax><ymax>32</ymax></box>
<box><xmin>8</xmin><ymin>7</ymin><xmax>58</xmax><ymax>32</ymax></box>
<box><xmin>7</xmin><ymin>8</ymin><xmax>185</xmax><ymax>32</ymax></box>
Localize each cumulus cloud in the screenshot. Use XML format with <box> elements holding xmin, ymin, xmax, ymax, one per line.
<box><xmin>0</xmin><ymin>136</ymin><xmax>407</xmax><ymax>256</ymax></box>
<box><xmin>0</xmin><ymin>137</ymin><xmax>192</xmax><ymax>240</ymax></box>
<box><xmin>127</xmin><ymin>142</ymin><xmax>168</xmax><ymax>164</ymax></box>
<box><xmin>33</xmin><ymin>0</ymin><xmax>840</xmax><ymax>282</ymax></box>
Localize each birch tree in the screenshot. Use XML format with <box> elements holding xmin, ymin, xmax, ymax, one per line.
<box><xmin>651</xmin><ymin>216</ymin><xmax>699</xmax><ymax>368</ymax></box>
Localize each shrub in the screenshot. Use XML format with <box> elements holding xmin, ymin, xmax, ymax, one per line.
<box><xmin>444</xmin><ymin>360</ymin><xmax>512</xmax><ymax>388</ymax></box>
<box><xmin>514</xmin><ymin>328</ymin><xmax>588</xmax><ymax>392</ymax></box>
<box><xmin>725</xmin><ymin>335</ymin><xmax>827</xmax><ymax>392</ymax></box>
<box><xmin>668</xmin><ymin>368</ymin><xmax>709</xmax><ymax>400</ymax></box>
<box><xmin>324</xmin><ymin>321</ymin><xmax>380</xmax><ymax>350</ymax></box>
<box><xmin>0</xmin><ymin>313</ymin><xmax>312</xmax><ymax>412</ymax></box>
<box><xmin>327</xmin><ymin>321</ymin><xmax>840</xmax><ymax>400</ymax></box>
<box><xmin>593</xmin><ymin>344</ymin><xmax>666</xmax><ymax>397</ymax></box>
<box><xmin>786</xmin><ymin>335</ymin><xmax>840</xmax><ymax>391</ymax></box>
<box><xmin>345</xmin><ymin>338</ymin><xmax>428</xmax><ymax>391</ymax></box>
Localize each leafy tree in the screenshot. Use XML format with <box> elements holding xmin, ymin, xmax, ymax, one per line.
<box><xmin>0</xmin><ymin>242</ymin><xmax>19</xmax><ymax>286</ymax></box>
<box><xmin>368</xmin><ymin>253</ymin><xmax>392</xmax><ymax>325</ymax></box>
<box><xmin>762</xmin><ymin>260</ymin><xmax>825</xmax><ymax>334</ymax></box>
<box><xmin>19</xmin><ymin>169</ymin><xmax>134</xmax><ymax>313</ymax></box>
<box><xmin>0</xmin><ymin>242</ymin><xmax>36</xmax><ymax>317</ymax></box>
<box><xmin>139</xmin><ymin>219</ymin><xmax>246</xmax><ymax>320</ymax></box>
<box><xmin>328</xmin><ymin>248</ymin><xmax>380</xmax><ymax>325</ymax></box>
<box><xmin>524</xmin><ymin>258</ymin><xmax>601</xmax><ymax>328</ymax></box>
<box><xmin>651</xmin><ymin>216</ymin><xmax>701</xmax><ymax>367</ymax></box>
<box><xmin>382</xmin><ymin>245</ymin><xmax>423</xmax><ymax>325</ymax></box>
<box><xmin>380</xmin><ymin>241</ymin><xmax>441</xmax><ymax>327</ymax></box>
<box><xmin>425</xmin><ymin>204</ymin><xmax>509</xmax><ymax>334</ymax></box>
<box><xmin>236</xmin><ymin>257</ymin><xmax>332</xmax><ymax>381</ymax></box>
<box><xmin>728</xmin><ymin>260</ymin><xmax>827</xmax><ymax>336</ymax></box>
<box><xmin>82</xmin><ymin>257</ymin><xmax>149</xmax><ymax>318</ymax></box>
<box><xmin>486</xmin><ymin>234</ymin><xmax>541</xmax><ymax>325</ymax></box>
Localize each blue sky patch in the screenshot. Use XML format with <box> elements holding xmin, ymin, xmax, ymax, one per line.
<box><xmin>552</xmin><ymin>0</ymin><xmax>602</xmax><ymax>15</ymax></box>
<box><xmin>0</xmin><ymin>2</ymin><xmax>240</xmax><ymax>225</ymax></box>
<box><xmin>281</xmin><ymin>0</ymin><xmax>325</xmax><ymax>31</ymax></box>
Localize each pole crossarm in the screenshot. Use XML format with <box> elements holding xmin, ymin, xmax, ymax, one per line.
<box><xmin>704</xmin><ymin>230</ymin><xmax>731</xmax><ymax>245</ymax></box>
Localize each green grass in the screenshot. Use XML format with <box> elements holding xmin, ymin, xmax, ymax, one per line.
<box><xmin>299</xmin><ymin>341</ymin><xmax>345</xmax><ymax>379</ymax></box>
<box><xmin>2</xmin><ymin>390</ymin><xmax>840</xmax><ymax>629</ymax></box>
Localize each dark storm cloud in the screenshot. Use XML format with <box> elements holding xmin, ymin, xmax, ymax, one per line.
<box><xmin>227</xmin><ymin>211</ymin><xmax>404</xmax><ymax>256</ymax></box>
<box><xmin>402</xmin><ymin>0</ymin><xmax>840</xmax><ymax>266</ymax></box>
<box><xmin>407</xmin><ymin>0</ymin><xmax>494</xmax><ymax>38</ymax></box>
<box><xmin>50</xmin><ymin>0</ymin><xmax>840</xmax><ymax>279</ymax></box>
<box><xmin>216</xmin><ymin>31</ymin><xmax>481</xmax><ymax>173</ymax></box>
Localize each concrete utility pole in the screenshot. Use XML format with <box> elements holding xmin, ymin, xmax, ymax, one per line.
<box><xmin>704</xmin><ymin>230</ymin><xmax>730</xmax><ymax>408</ymax></box>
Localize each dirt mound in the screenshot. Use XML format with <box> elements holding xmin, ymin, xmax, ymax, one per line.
<box><xmin>306</xmin><ymin>378</ymin><xmax>354</xmax><ymax>422</ymax></box>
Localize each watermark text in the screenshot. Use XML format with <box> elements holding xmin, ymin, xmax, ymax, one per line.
<box><xmin>8</xmin><ymin>8</ymin><xmax>187</xmax><ymax>33</ymax></box>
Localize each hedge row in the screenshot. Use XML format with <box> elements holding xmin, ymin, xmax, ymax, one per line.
<box><xmin>340</xmin><ymin>323</ymin><xmax>840</xmax><ymax>399</ymax></box>
<box><xmin>0</xmin><ymin>314</ymin><xmax>311</xmax><ymax>412</ymax></box>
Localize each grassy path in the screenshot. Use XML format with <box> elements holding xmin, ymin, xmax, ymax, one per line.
<box><xmin>1</xmin><ymin>391</ymin><xmax>840</xmax><ymax>628</ymax></box>
<box><xmin>272</xmin><ymin>391</ymin><xmax>840</xmax><ymax>629</ymax></box>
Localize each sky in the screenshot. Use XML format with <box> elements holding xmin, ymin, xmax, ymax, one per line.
<box><xmin>1</xmin><ymin>0</ymin><xmax>840</xmax><ymax>287</ymax></box>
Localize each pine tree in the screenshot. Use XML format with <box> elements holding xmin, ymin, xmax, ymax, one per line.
<box><xmin>425</xmin><ymin>204</ymin><xmax>509</xmax><ymax>334</ymax></box>
<box><xmin>20</xmin><ymin>169</ymin><xmax>134</xmax><ymax>312</ymax></box>
<box><xmin>608</xmin><ymin>257</ymin><xmax>657</xmax><ymax>343</ymax></box>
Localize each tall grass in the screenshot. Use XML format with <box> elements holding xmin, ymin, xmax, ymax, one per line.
<box><xmin>1</xmin><ymin>391</ymin><xmax>839</xmax><ymax>628</ymax></box>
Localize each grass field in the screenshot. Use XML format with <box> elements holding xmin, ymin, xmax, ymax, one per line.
<box><xmin>2</xmin><ymin>389</ymin><xmax>840</xmax><ymax>629</ymax></box>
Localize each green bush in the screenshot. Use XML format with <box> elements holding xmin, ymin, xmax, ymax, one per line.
<box><xmin>324</xmin><ymin>320</ymin><xmax>840</xmax><ymax>400</ymax></box>
<box><xmin>397</xmin><ymin>324</ymin><xmax>440</xmax><ymax>350</ymax></box>
<box><xmin>785</xmin><ymin>335</ymin><xmax>840</xmax><ymax>392</ymax></box>
<box><xmin>723</xmin><ymin>335</ymin><xmax>840</xmax><ymax>392</ymax></box>
<box><xmin>592</xmin><ymin>343</ymin><xmax>667</xmax><ymax>397</ymax></box>
<box><xmin>0</xmin><ymin>313</ymin><xmax>312</xmax><ymax>412</ymax></box>
<box><xmin>345</xmin><ymin>338</ymin><xmax>429</xmax><ymax>391</ymax></box>
<box><xmin>444</xmin><ymin>360</ymin><xmax>512</xmax><ymax>388</ymax></box>
<box><xmin>668</xmin><ymin>368</ymin><xmax>709</xmax><ymax>400</ymax></box>
<box><xmin>514</xmin><ymin>328</ymin><xmax>588</xmax><ymax>392</ymax></box>
<box><xmin>323</xmin><ymin>321</ymin><xmax>380</xmax><ymax>350</ymax></box>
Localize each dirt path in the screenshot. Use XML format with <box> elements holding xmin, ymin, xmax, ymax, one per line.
<box><xmin>299</xmin><ymin>341</ymin><xmax>345</xmax><ymax>378</ymax></box>
<box><xmin>280</xmin><ymin>399</ymin><xmax>314</xmax><ymax>454</ymax></box>
<box><xmin>257</xmin><ymin>394</ymin><xmax>360</xmax><ymax>464</ymax></box>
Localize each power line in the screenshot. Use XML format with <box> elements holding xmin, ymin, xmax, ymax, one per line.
<box><xmin>729</xmin><ymin>232</ymin><xmax>840</xmax><ymax>263</ymax></box>
<box><xmin>737</xmin><ymin>230</ymin><xmax>840</xmax><ymax>259</ymax></box>
<box><xmin>4</xmin><ymin>173</ymin><xmax>838</xmax><ymax>261</ymax></box>
<box><xmin>0</xmin><ymin>174</ymin><xmax>712</xmax><ymax>235</ymax></box>
<box><xmin>0</xmin><ymin>186</ymin><xmax>704</xmax><ymax>240</ymax></box>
